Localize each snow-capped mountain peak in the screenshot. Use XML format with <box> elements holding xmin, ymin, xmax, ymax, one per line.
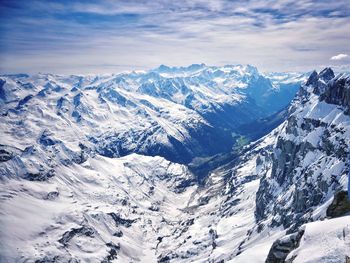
<box><xmin>1</xmin><ymin>66</ymin><xmax>349</xmax><ymax>263</ymax></box>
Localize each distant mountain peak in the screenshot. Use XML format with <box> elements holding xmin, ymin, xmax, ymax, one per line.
<box><xmin>157</xmin><ymin>64</ymin><xmax>172</xmax><ymax>71</ymax></box>
<box><xmin>154</xmin><ymin>63</ymin><xmax>207</xmax><ymax>73</ymax></box>
<box><xmin>306</xmin><ymin>70</ymin><xmax>319</xmax><ymax>86</ymax></box>
<box><xmin>305</xmin><ymin>67</ymin><xmax>335</xmax><ymax>86</ymax></box>
<box><xmin>319</xmin><ymin>67</ymin><xmax>335</xmax><ymax>82</ymax></box>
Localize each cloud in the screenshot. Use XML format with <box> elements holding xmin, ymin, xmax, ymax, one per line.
<box><xmin>0</xmin><ymin>0</ymin><xmax>350</xmax><ymax>73</ymax></box>
<box><xmin>330</xmin><ymin>53</ymin><xmax>349</xmax><ymax>60</ymax></box>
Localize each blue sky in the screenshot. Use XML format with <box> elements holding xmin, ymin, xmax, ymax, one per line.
<box><xmin>1</xmin><ymin>0</ymin><xmax>349</xmax><ymax>73</ymax></box>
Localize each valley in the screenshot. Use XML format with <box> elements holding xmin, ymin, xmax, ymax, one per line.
<box><xmin>0</xmin><ymin>65</ymin><xmax>349</xmax><ymax>263</ymax></box>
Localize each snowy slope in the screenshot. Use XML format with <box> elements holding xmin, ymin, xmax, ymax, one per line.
<box><xmin>286</xmin><ymin>215</ymin><xmax>350</xmax><ymax>263</ymax></box>
<box><xmin>0</xmin><ymin>65</ymin><xmax>304</xmax><ymax>165</ymax></box>
<box><xmin>1</xmin><ymin>66</ymin><xmax>348</xmax><ymax>263</ymax></box>
<box><xmin>0</xmin><ymin>154</ymin><xmax>197</xmax><ymax>262</ymax></box>
<box><xmin>0</xmin><ymin>129</ymin><xmax>280</xmax><ymax>263</ymax></box>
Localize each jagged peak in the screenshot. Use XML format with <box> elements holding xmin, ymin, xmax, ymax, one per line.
<box><xmin>333</xmin><ymin>72</ymin><xmax>350</xmax><ymax>82</ymax></box>
<box><xmin>153</xmin><ymin>63</ymin><xmax>207</xmax><ymax>73</ymax></box>
<box><xmin>319</xmin><ymin>67</ymin><xmax>335</xmax><ymax>82</ymax></box>
<box><xmin>156</xmin><ymin>64</ymin><xmax>172</xmax><ymax>72</ymax></box>
<box><xmin>306</xmin><ymin>67</ymin><xmax>335</xmax><ymax>87</ymax></box>
<box><xmin>320</xmin><ymin>70</ymin><xmax>350</xmax><ymax>114</ymax></box>
<box><xmin>306</xmin><ymin>70</ymin><xmax>318</xmax><ymax>86</ymax></box>
<box><xmin>185</xmin><ymin>63</ymin><xmax>206</xmax><ymax>71</ymax></box>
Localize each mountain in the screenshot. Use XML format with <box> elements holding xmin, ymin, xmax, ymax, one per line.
<box><xmin>0</xmin><ymin>65</ymin><xmax>305</xmax><ymax>166</ymax></box>
<box><xmin>253</xmin><ymin>68</ymin><xmax>350</xmax><ymax>262</ymax></box>
<box><xmin>256</xmin><ymin>68</ymin><xmax>350</xmax><ymax>228</ymax></box>
<box><xmin>1</xmin><ymin>66</ymin><xmax>349</xmax><ymax>263</ymax></box>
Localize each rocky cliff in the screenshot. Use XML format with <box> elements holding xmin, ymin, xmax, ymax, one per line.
<box><xmin>255</xmin><ymin>68</ymin><xmax>350</xmax><ymax>231</ymax></box>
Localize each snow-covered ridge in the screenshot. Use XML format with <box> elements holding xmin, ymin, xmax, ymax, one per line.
<box><xmin>216</xmin><ymin>67</ymin><xmax>350</xmax><ymax>262</ymax></box>
<box><xmin>2</xmin><ymin>65</ymin><xmax>348</xmax><ymax>262</ymax></box>
<box><xmin>0</xmin><ymin>121</ymin><xmax>282</xmax><ymax>262</ymax></box>
<box><xmin>0</xmin><ymin>64</ymin><xmax>305</xmax><ymax>166</ymax></box>
<box><xmin>0</xmin><ymin>64</ymin><xmax>306</xmax><ymax>262</ymax></box>
<box><xmin>0</xmin><ymin>154</ymin><xmax>197</xmax><ymax>262</ymax></box>
<box><xmin>250</xmin><ymin>68</ymin><xmax>350</xmax><ymax>261</ymax></box>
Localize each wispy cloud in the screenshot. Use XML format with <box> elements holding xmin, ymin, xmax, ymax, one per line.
<box><xmin>330</xmin><ymin>53</ymin><xmax>349</xmax><ymax>60</ymax></box>
<box><xmin>0</xmin><ymin>0</ymin><xmax>349</xmax><ymax>73</ymax></box>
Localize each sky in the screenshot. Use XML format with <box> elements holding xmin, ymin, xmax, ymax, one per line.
<box><xmin>0</xmin><ymin>0</ymin><xmax>349</xmax><ymax>74</ymax></box>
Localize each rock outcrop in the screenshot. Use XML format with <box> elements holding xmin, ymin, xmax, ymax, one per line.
<box><xmin>326</xmin><ymin>190</ymin><xmax>350</xmax><ymax>218</ymax></box>
<box><xmin>265</xmin><ymin>228</ymin><xmax>305</xmax><ymax>263</ymax></box>
<box><xmin>256</xmin><ymin>68</ymin><xmax>350</xmax><ymax>229</ymax></box>
<box><xmin>321</xmin><ymin>73</ymin><xmax>350</xmax><ymax>114</ymax></box>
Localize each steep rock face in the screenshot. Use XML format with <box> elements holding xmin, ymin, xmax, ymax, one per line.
<box><xmin>255</xmin><ymin>68</ymin><xmax>350</xmax><ymax>229</ymax></box>
<box><xmin>326</xmin><ymin>190</ymin><xmax>350</xmax><ymax>218</ymax></box>
<box><xmin>265</xmin><ymin>228</ymin><xmax>305</xmax><ymax>263</ymax></box>
<box><xmin>320</xmin><ymin>73</ymin><xmax>350</xmax><ymax>114</ymax></box>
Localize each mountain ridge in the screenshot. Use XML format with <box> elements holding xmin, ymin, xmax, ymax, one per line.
<box><xmin>0</xmin><ymin>65</ymin><xmax>349</xmax><ymax>263</ymax></box>
<box><xmin>0</xmin><ymin>64</ymin><xmax>305</xmax><ymax>166</ymax></box>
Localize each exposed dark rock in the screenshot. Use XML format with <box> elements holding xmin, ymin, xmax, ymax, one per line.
<box><xmin>16</xmin><ymin>95</ymin><xmax>33</xmax><ymax>110</ymax></box>
<box><xmin>175</xmin><ymin>178</ymin><xmax>196</xmax><ymax>192</ymax></box>
<box><xmin>326</xmin><ymin>191</ymin><xmax>350</xmax><ymax>218</ymax></box>
<box><xmin>156</xmin><ymin>236</ymin><xmax>163</xmax><ymax>250</ymax></box>
<box><xmin>101</xmin><ymin>242</ymin><xmax>120</xmax><ymax>263</ymax></box>
<box><xmin>0</xmin><ymin>149</ymin><xmax>13</xmax><ymax>162</ymax></box>
<box><xmin>113</xmin><ymin>230</ymin><xmax>123</xmax><ymax>237</ymax></box>
<box><xmin>319</xmin><ymin>67</ymin><xmax>335</xmax><ymax>82</ymax></box>
<box><xmin>35</xmin><ymin>256</ymin><xmax>61</xmax><ymax>263</ymax></box>
<box><xmin>181</xmin><ymin>218</ymin><xmax>194</xmax><ymax>226</ymax></box>
<box><xmin>320</xmin><ymin>74</ymin><xmax>350</xmax><ymax>114</ymax></box>
<box><xmin>45</xmin><ymin>191</ymin><xmax>59</xmax><ymax>200</ymax></box>
<box><xmin>149</xmin><ymin>203</ymin><xmax>160</xmax><ymax>211</ymax></box>
<box><xmin>209</xmin><ymin>228</ymin><xmax>218</xmax><ymax>249</ymax></box>
<box><xmin>39</xmin><ymin>131</ymin><xmax>57</xmax><ymax>146</ymax></box>
<box><xmin>265</xmin><ymin>228</ymin><xmax>305</xmax><ymax>263</ymax></box>
<box><xmin>158</xmin><ymin>255</ymin><xmax>171</xmax><ymax>262</ymax></box>
<box><xmin>72</xmin><ymin>143</ymin><xmax>90</xmax><ymax>164</ymax></box>
<box><xmin>34</xmin><ymin>256</ymin><xmax>79</xmax><ymax>263</ymax></box>
<box><xmin>73</xmin><ymin>93</ymin><xmax>82</xmax><ymax>107</ymax></box>
<box><xmin>305</xmin><ymin>68</ymin><xmax>336</xmax><ymax>95</ymax></box>
<box><xmin>255</xmin><ymin>68</ymin><xmax>350</xmax><ymax>229</ymax></box>
<box><xmin>72</xmin><ymin>110</ymin><xmax>81</xmax><ymax>122</ymax></box>
<box><xmin>58</xmin><ymin>226</ymin><xmax>95</xmax><ymax>247</ymax></box>
<box><xmin>306</xmin><ymin>71</ymin><xmax>318</xmax><ymax>86</ymax></box>
<box><xmin>24</xmin><ymin>169</ymin><xmax>55</xmax><ymax>181</ymax></box>
<box><xmin>108</xmin><ymin>212</ymin><xmax>136</xmax><ymax>227</ymax></box>
<box><xmin>35</xmin><ymin>256</ymin><xmax>79</xmax><ymax>263</ymax></box>
<box><xmin>20</xmin><ymin>82</ymin><xmax>35</xmax><ymax>90</ymax></box>
<box><xmin>0</xmin><ymin>79</ymin><xmax>6</xmax><ymax>101</ymax></box>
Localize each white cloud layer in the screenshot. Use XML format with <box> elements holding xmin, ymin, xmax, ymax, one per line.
<box><xmin>0</xmin><ymin>0</ymin><xmax>349</xmax><ymax>73</ymax></box>
<box><xmin>330</xmin><ymin>53</ymin><xmax>349</xmax><ymax>60</ymax></box>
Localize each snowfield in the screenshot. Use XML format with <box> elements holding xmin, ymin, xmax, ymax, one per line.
<box><xmin>0</xmin><ymin>65</ymin><xmax>349</xmax><ymax>262</ymax></box>
<box><xmin>287</xmin><ymin>216</ymin><xmax>350</xmax><ymax>263</ymax></box>
<box><xmin>0</xmin><ymin>154</ymin><xmax>197</xmax><ymax>262</ymax></box>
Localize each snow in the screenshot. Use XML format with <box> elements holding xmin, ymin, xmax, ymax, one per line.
<box><xmin>0</xmin><ymin>154</ymin><xmax>197</xmax><ymax>262</ymax></box>
<box><xmin>0</xmin><ymin>66</ymin><xmax>348</xmax><ymax>262</ymax></box>
<box><xmin>287</xmin><ymin>216</ymin><xmax>350</xmax><ymax>263</ymax></box>
<box><xmin>303</xmin><ymin>127</ymin><xmax>324</xmax><ymax>147</ymax></box>
<box><xmin>229</xmin><ymin>231</ymin><xmax>283</xmax><ymax>263</ymax></box>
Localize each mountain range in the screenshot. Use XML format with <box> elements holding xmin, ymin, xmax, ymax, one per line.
<box><xmin>0</xmin><ymin>65</ymin><xmax>349</xmax><ymax>263</ymax></box>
